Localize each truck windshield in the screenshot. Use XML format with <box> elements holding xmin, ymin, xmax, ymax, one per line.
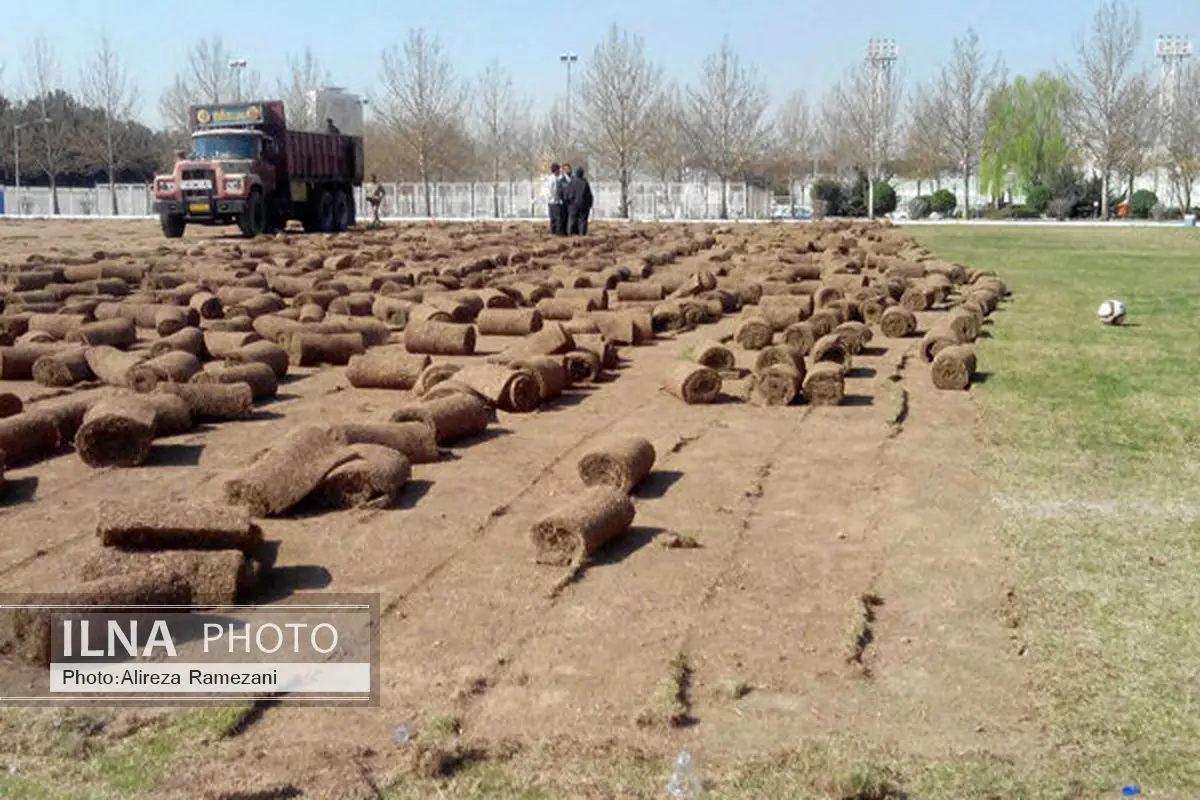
<box><xmin>191</xmin><ymin>134</ymin><xmax>258</xmax><ymax>160</ymax></box>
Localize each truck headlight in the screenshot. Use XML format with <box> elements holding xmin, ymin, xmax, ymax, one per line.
<box><xmin>158</xmin><ymin>180</ymin><xmax>176</xmax><ymax>193</ymax></box>
<box><xmin>224</xmin><ymin>178</ymin><xmax>243</xmax><ymax>193</ymax></box>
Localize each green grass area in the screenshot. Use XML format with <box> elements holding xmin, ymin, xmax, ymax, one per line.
<box><xmin>913</xmin><ymin>225</ymin><xmax>1200</xmax><ymax>798</ymax></box>
<box><xmin>2</xmin><ymin>225</ymin><xmax>1198</xmax><ymax>798</ymax></box>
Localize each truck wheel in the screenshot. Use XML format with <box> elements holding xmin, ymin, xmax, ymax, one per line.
<box><xmin>160</xmin><ymin>214</ymin><xmax>186</xmax><ymax>239</ymax></box>
<box><xmin>318</xmin><ymin>192</ymin><xmax>336</xmax><ymax>232</ymax></box>
<box><xmin>238</xmin><ymin>190</ymin><xmax>267</xmax><ymax>238</ymax></box>
<box><xmin>332</xmin><ymin>191</ymin><xmax>351</xmax><ymax>232</ymax></box>
<box><xmin>300</xmin><ymin>195</ymin><xmax>321</xmax><ymax>233</ymax></box>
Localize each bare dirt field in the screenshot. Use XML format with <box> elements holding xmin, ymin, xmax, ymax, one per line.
<box><xmin>0</xmin><ymin>218</ymin><xmax>1028</xmax><ymax>798</ymax></box>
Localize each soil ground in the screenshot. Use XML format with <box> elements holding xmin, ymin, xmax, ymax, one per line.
<box><xmin>0</xmin><ymin>219</ymin><xmax>1039</xmax><ymax>799</ymax></box>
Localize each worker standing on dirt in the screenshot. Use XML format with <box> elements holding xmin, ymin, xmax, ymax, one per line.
<box><xmin>326</xmin><ymin>118</ymin><xmax>340</xmax><ymax>135</ymax></box>
<box><xmin>557</xmin><ymin>164</ymin><xmax>573</xmax><ymax>236</ymax></box>
<box><xmin>564</xmin><ymin>167</ymin><xmax>593</xmax><ymax>236</ymax></box>
<box><xmin>367</xmin><ymin>174</ymin><xmax>386</xmax><ymax>228</ymax></box>
<box><xmin>545</xmin><ymin>163</ymin><xmax>563</xmax><ymax>235</ymax></box>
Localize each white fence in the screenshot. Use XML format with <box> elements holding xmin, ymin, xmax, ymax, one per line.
<box><xmin>0</xmin><ymin>180</ymin><xmax>776</xmax><ymax>221</ymax></box>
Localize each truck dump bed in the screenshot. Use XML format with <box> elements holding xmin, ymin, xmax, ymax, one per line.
<box><xmin>283</xmin><ymin>130</ymin><xmax>364</xmax><ymax>186</ymax></box>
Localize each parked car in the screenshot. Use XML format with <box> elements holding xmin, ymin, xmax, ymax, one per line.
<box><xmin>770</xmin><ymin>205</ymin><xmax>813</xmax><ymax>220</ymax></box>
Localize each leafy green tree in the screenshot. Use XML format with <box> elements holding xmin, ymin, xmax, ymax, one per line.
<box><xmin>980</xmin><ymin>73</ymin><xmax>1074</xmax><ymax>198</ymax></box>
<box><xmin>930</xmin><ymin>188</ymin><xmax>957</xmax><ymax>215</ymax></box>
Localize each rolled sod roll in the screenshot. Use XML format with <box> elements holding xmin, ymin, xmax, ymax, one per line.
<box><xmin>0</xmin><ymin>411</ymin><xmax>61</xmax><ymax>465</ymax></box>
<box><xmin>32</xmin><ymin>347</ymin><xmax>94</xmax><ymax>387</ymax></box>
<box><xmin>204</xmin><ymin>330</ymin><xmax>263</xmax><ymax>359</ymax></box>
<box><xmin>474</xmin><ymin>288</ymin><xmax>516</xmax><ymax>309</ymax></box>
<box><xmin>413</xmin><ymin>363</ymin><xmax>462</xmax><ymax>397</ymax></box>
<box><xmin>521</xmin><ymin>321</ymin><xmax>575</xmax><ymax>356</ymax></box>
<box><xmin>477</xmin><ymin>308</ymin><xmax>544</xmax><ymax>336</ymax></box>
<box><xmin>251</xmin><ymin>314</ymin><xmax>302</xmax><ymax>344</ymax></box>
<box><xmin>781</xmin><ymin>321</ymin><xmax>816</xmax><ymax>357</ymax></box>
<box><xmin>154</xmin><ymin>306</ymin><xmax>192</xmax><ymax>336</ymax></box>
<box><xmin>313</xmin><ymin>316</ymin><xmax>391</xmax><ymax>347</ymax></box>
<box><xmin>346</xmin><ymin>347</ymin><xmax>431</xmax><ymax>390</ymax></box>
<box><xmin>0</xmin><ymin>393</ymin><xmax>22</xmax><ymax>418</ymax></box>
<box><xmin>834</xmin><ymin>321</ymin><xmax>872</xmax><ymax>354</ymax></box>
<box><xmin>205</xmin><ymin>316</ymin><xmax>256</xmax><ymax>332</ymax></box>
<box><xmin>530</xmin><ymin>486</ymin><xmax>637</xmax><ymax>566</ymax></box>
<box><xmin>327</xmin><ymin>293</ymin><xmax>374</xmax><ymax>317</ymax></box>
<box><xmin>407</xmin><ymin>304</ymin><xmax>455</xmax><ymax>324</ymax></box>
<box><xmin>96</xmin><ymin>499</ymin><xmax>263</xmax><ymax>552</ymax></box>
<box><xmin>811</xmin><ymin>333</ymin><xmax>851</xmax><ymax>368</ymax></box>
<box><xmin>28</xmin><ymin>313</ymin><xmax>88</xmax><ymax>340</ymax></box>
<box><xmin>753</xmin><ymin>344</ymin><xmax>806</xmax><ymax>379</ymax></box>
<box><xmin>83</xmin><ymin>346</ymin><xmax>145</xmax><ymax>387</ymax></box>
<box><xmin>946</xmin><ymin>306</ymin><xmax>981</xmax><ymax>342</ymax></box>
<box><xmin>758</xmin><ymin>296</ymin><xmax>812</xmax><ymax>331</ymax></box>
<box><xmin>615</xmin><ymin>282</ymin><xmax>664</xmax><ymax>302</ymax></box>
<box><xmin>317</xmin><ymin>444</ymin><xmax>412</xmax><ymax>509</ymax></box>
<box><xmin>901</xmin><ymin>287</ymin><xmax>934</xmax><ymax>311</ymax></box>
<box><xmin>879</xmin><ymin>306</ymin><xmax>917</xmax><ymax>338</ymax></box>
<box><xmin>224</xmin><ymin>339</ymin><xmax>289</xmax><ymax>379</ymax></box>
<box><xmin>808</xmin><ymin>308</ymin><xmax>841</xmax><ymax>338</ymax></box>
<box><xmin>931</xmin><ymin>345</ymin><xmax>977</xmax><ymax>390</ymax></box>
<box><xmin>126</xmin><ymin>351</ymin><xmax>203</xmax><ymax>393</ymax></box>
<box><xmin>662</xmin><ymin>363</ymin><xmax>722</xmax><ymax>404</ymax></box>
<box><xmin>75</xmin><ymin>395</ymin><xmax>157</xmax><ymax>467</ymax></box>
<box><xmin>141</xmin><ymin>392</ymin><xmax>194</xmax><ymax>437</ymax></box>
<box><xmin>585</xmin><ymin>311</ymin><xmax>641</xmax><ymax>346</ymax></box>
<box><xmin>0</xmin><ymin>343</ymin><xmax>62</xmax><ymax>379</ymax></box>
<box><xmin>188</xmin><ymin>291</ymin><xmax>223</xmax><ymax>319</ymax></box>
<box><xmin>38</xmin><ymin>394</ymin><xmax>101</xmax><ymax>442</ymax></box>
<box><xmin>920</xmin><ymin>324</ymin><xmax>958</xmax><ymax>363</ymax></box>
<box><xmin>192</xmin><ymin>362</ymin><xmax>278</xmax><ymax>400</ymax></box>
<box><xmin>299</xmin><ymin>302</ymin><xmax>327</xmax><ymax>323</ymax></box>
<box><xmin>454</xmin><ymin>363</ymin><xmax>542</xmax><ymax>413</ymax></box>
<box><xmin>287</xmin><ymin>331</ymin><xmax>366</xmax><ymax>366</ymax></box>
<box><xmin>403</xmin><ymin>320</ymin><xmax>476</xmax><ymax>356</ymax></box>
<box><xmin>509</xmin><ymin>356</ymin><xmax>568</xmax><ymax>401</ymax></box>
<box><xmin>390</xmin><ymin>390</ymin><xmax>490</xmax><ymax>445</ymax></box>
<box><xmin>18</xmin><ymin>330</ymin><xmax>58</xmax><ymax>345</ymax></box>
<box><xmin>577</xmin><ymin>436</ymin><xmax>656</xmax><ymax>493</ymax></box>
<box><xmin>223</xmin><ymin>425</ymin><xmax>357</xmax><ymax>517</ymax></box>
<box><xmin>564</xmin><ymin>349</ymin><xmax>602</xmax><ymax>382</ymax></box>
<box><xmin>0</xmin><ymin>314</ymin><xmax>33</xmax><ymax>341</ymax></box>
<box><xmin>802</xmin><ymin>362</ymin><xmax>846</xmax><ymax>406</ymax></box>
<box><xmin>77</xmin><ymin>548</ymin><xmax>254</xmax><ymax>606</ymax></box>
<box><xmin>814</xmin><ymin>286</ymin><xmax>843</xmax><ymax>308</ymax></box>
<box><xmin>734</xmin><ymin>317</ymin><xmax>773</xmax><ymax>350</ymax></box>
<box><xmin>150</xmin><ymin>326</ymin><xmax>207</xmax><ymax>358</ymax></box>
<box><xmin>335</xmin><ymin>422</ymin><xmax>439</xmax><ymax>464</ymax></box>
<box><xmin>732</xmin><ymin>282</ymin><xmax>763</xmax><ymax>306</ymax></box>
<box><xmin>694</xmin><ymin>340</ymin><xmax>735</xmax><ymax>371</ymax></box>
<box><xmin>371</xmin><ymin>296</ymin><xmax>410</xmax><ymax>325</ymax></box>
<box><xmin>572</xmin><ymin>334</ymin><xmax>618</xmax><ymax>369</ymax></box>
<box><xmin>535</xmin><ymin>297</ymin><xmax>595</xmax><ymax>321</ymax></box>
<box><xmin>860</xmin><ymin>295</ymin><xmax>895</xmax><ymax>325</ymax></box>
<box><xmin>750</xmin><ymin>362</ymin><xmax>802</xmax><ymax>406</ymax></box>
<box><xmin>67</xmin><ymin>317</ymin><xmax>138</xmax><ymax>348</ymax></box>
<box><xmin>157</xmin><ymin>382</ymin><xmax>254</xmax><ymax>420</ymax></box>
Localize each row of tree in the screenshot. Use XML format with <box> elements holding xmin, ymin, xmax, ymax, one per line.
<box><xmin>2</xmin><ymin>0</ymin><xmax>1198</xmax><ymax>218</ymax></box>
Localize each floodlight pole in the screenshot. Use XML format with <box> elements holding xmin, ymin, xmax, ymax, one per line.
<box><xmin>229</xmin><ymin>59</ymin><xmax>248</xmax><ymax>102</ymax></box>
<box><xmin>560</xmin><ymin>52</ymin><xmax>578</xmax><ymax>154</ymax></box>
<box><xmin>865</xmin><ymin>38</ymin><xmax>898</xmax><ymax>220</ymax></box>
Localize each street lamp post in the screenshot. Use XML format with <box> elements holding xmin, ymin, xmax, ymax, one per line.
<box><xmin>560</xmin><ymin>52</ymin><xmax>578</xmax><ymax>153</ymax></box>
<box><xmin>13</xmin><ymin>117</ymin><xmax>52</xmax><ymax>213</ymax></box>
<box><xmin>229</xmin><ymin>59</ymin><xmax>248</xmax><ymax>102</ymax></box>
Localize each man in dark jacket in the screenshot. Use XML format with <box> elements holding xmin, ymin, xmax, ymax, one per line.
<box><xmin>563</xmin><ymin>167</ymin><xmax>593</xmax><ymax>235</ymax></box>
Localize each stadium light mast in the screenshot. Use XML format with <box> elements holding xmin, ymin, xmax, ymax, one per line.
<box><xmin>1154</xmin><ymin>35</ymin><xmax>1191</xmax><ymax>199</ymax></box>
<box><xmin>865</xmin><ymin>38</ymin><xmax>898</xmax><ymax>220</ymax></box>
<box><xmin>229</xmin><ymin>59</ymin><xmax>248</xmax><ymax>102</ymax></box>
<box><xmin>560</xmin><ymin>52</ymin><xmax>578</xmax><ymax>153</ymax></box>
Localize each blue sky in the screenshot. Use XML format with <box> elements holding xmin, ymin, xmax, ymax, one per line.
<box><xmin>2</xmin><ymin>0</ymin><xmax>1199</xmax><ymax>128</ymax></box>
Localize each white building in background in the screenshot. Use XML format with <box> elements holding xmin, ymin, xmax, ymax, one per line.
<box><xmin>300</xmin><ymin>87</ymin><xmax>365</xmax><ymax>136</ymax></box>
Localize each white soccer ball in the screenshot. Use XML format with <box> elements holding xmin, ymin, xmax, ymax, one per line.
<box><xmin>1097</xmin><ymin>298</ymin><xmax>1126</xmax><ymax>325</ymax></box>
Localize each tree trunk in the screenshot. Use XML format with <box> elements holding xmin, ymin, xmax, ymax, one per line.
<box><xmin>1101</xmin><ymin>172</ymin><xmax>1110</xmax><ymax>220</ymax></box>
<box><xmin>962</xmin><ymin>162</ymin><xmax>971</xmax><ymax>219</ymax></box>
<box><xmin>719</xmin><ymin>179</ymin><xmax>729</xmax><ymax>220</ymax></box>
<box><xmin>619</xmin><ymin>165</ymin><xmax>630</xmax><ymax>219</ymax></box>
<box><xmin>492</xmin><ymin>162</ymin><xmax>501</xmax><ymax>219</ymax></box>
<box><xmin>107</xmin><ymin>127</ymin><xmax>119</xmax><ymax>216</ymax></box>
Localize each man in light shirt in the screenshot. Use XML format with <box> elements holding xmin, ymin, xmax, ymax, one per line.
<box><xmin>545</xmin><ymin>163</ymin><xmax>562</xmax><ymax>235</ymax></box>
<box><xmin>557</xmin><ymin>164</ymin><xmax>573</xmax><ymax>236</ymax></box>
<box><xmin>366</xmin><ymin>174</ymin><xmax>386</xmax><ymax>228</ymax></box>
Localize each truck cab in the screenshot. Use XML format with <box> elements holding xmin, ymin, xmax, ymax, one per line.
<box><xmin>152</xmin><ymin>100</ymin><xmax>363</xmax><ymax>239</ymax></box>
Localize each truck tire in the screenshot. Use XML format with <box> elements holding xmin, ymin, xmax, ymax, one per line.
<box><xmin>160</xmin><ymin>213</ymin><xmax>186</xmax><ymax>239</ymax></box>
<box><xmin>238</xmin><ymin>190</ymin><xmax>267</xmax><ymax>238</ymax></box>
<box><xmin>333</xmin><ymin>190</ymin><xmax>351</xmax><ymax>232</ymax></box>
<box><xmin>318</xmin><ymin>192</ymin><xmax>336</xmax><ymax>233</ymax></box>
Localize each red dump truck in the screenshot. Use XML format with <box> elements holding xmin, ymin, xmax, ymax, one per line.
<box><xmin>151</xmin><ymin>101</ymin><xmax>364</xmax><ymax>238</ymax></box>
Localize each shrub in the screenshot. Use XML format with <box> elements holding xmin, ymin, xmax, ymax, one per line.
<box><xmin>870</xmin><ymin>181</ymin><xmax>898</xmax><ymax>215</ymax></box>
<box><xmin>929</xmin><ymin>188</ymin><xmax>957</xmax><ymax>215</ymax></box>
<box><xmin>982</xmin><ymin>205</ymin><xmax>1040</xmax><ymax>220</ymax></box>
<box><xmin>810</xmin><ymin>178</ymin><xmax>844</xmax><ymax>218</ymax></box>
<box><xmin>1129</xmin><ymin>189</ymin><xmax>1158</xmax><ymax>219</ymax></box>
<box><xmin>1024</xmin><ymin>186</ymin><xmax>1052</xmax><ymax>214</ymax></box>
<box><xmin>1046</xmin><ymin>198</ymin><xmax>1073</xmax><ymax>219</ymax></box>
<box><xmin>907</xmin><ymin>196</ymin><xmax>931</xmax><ymax>219</ymax></box>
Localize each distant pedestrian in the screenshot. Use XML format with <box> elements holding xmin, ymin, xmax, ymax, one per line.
<box><xmin>367</xmin><ymin>174</ymin><xmax>386</xmax><ymax>227</ymax></box>
<box><xmin>564</xmin><ymin>167</ymin><xmax>593</xmax><ymax>236</ymax></box>
<box><xmin>545</xmin><ymin>163</ymin><xmax>563</xmax><ymax>235</ymax></box>
<box><xmin>326</xmin><ymin>118</ymin><xmax>340</xmax><ymax>135</ymax></box>
<box><xmin>557</xmin><ymin>164</ymin><xmax>573</xmax><ymax>235</ymax></box>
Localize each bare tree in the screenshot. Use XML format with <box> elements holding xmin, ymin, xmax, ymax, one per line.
<box><xmin>901</xmin><ymin>84</ymin><xmax>954</xmax><ymax>195</ymax></box>
<box><xmin>684</xmin><ymin>38</ymin><xmax>771</xmax><ymax>218</ymax></box>
<box><xmin>931</xmin><ymin>29</ymin><xmax>1004</xmax><ymax>217</ymax></box>
<box><xmin>79</xmin><ymin>31</ymin><xmax>140</xmax><ymax>215</ymax></box>
<box><xmin>774</xmin><ymin>91</ymin><xmax>815</xmax><ymax>209</ymax></box>
<box><xmin>539</xmin><ymin>97</ymin><xmax>571</xmax><ymax>164</ymax></box>
<box><xmin>376</xmin><ymin>29</ymin><xmax>469</xmax><ymax>216</ymax></box>
<box><xmin>831</xmin><ymin>55</ymin><xmax>903</xmax><ymax>217</ymax></box>
<box><xmin>1165</xmin><ymin>62</ymin><xmax>1200</xmax><ymax>211</ymax></box>
<box><xmin>474</xmin><ymin>60</ymin><xmax>530</xmax><ymax>215</ymax></box>
<box><xmin>1062</xmin><ymin>0</ymin><xmax>1154</xmax><ymax>219</ymax></box>
<box><xmin>642</xmin><ymin>86</ymin><xmax>689</xmax><ymax>186</ymax></box>
<box><xmin>22</xmin><ymin>36</ymin><xmax>69</xmax><ymax>215</ymax></box>
<box><xmin>160</xmin><ymin>36</ymin><xmax>264</xmax><ymax>137</ymax></box>
<box><xmin>278</xmin><ymin>48</ymin><xmax>329</xmax><ymax>131</ymax></box>
<box><xmin>578</xmin><ymin>25</ymin><xmax>662</xmax><ymax>218</ymax></box>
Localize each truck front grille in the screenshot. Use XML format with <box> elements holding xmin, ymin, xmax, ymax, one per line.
<box><xmin>181</xmin><ymin>169</ymin><xmax>215</xmax><ymax>199</ymax></box>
